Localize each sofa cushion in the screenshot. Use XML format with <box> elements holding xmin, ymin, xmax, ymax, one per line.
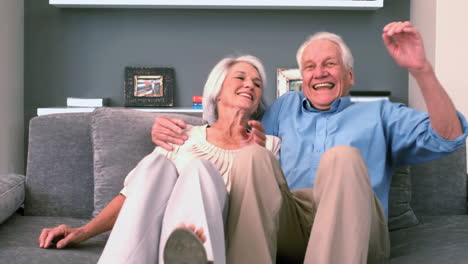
<box><xmin>25</xmin><ymin>113</ymin><xmax>94</xmax><ymax>218</ymax></box>
<box><xmin>0</xmin><ymin>174</ymin><xmax>25</xmax><ymax>224</ymax></box>
<box><xmin>388</xmin><ymin>166</ymin><xmax>419</xmax><ymax>231</ymax></box>
<box><xmin>0</xmin><ymin>213</ymin><xmax>108</xmax><ymax>263</ymax></box>
<box><xmin>91</xmin><ymin>108</ymin><xmax>206</xmax><ymax>216</ymax></box>
<box><xmin>411</xmin><ymin>145</ymin><xmax>467</xmax><ymax>216</ymax></box>
<box><xmin>390</xmin><ymin>215</ymin><xmax>468</xmax><ymax>263</ymax></box>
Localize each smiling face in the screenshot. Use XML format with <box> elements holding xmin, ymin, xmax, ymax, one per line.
<box><xmin>216</xmin><ymin>61</ymin><xmax>263</xmax><ymax>116</ymax></box>
<box><xmin>300</xmin><ymin>39</ymin><xmax>354</xmax><ymax>110</ymax></box>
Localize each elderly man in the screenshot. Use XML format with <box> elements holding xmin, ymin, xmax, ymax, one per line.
<box><xmin>152</xmin><ymin>21</ymin><xmax>468</xmax><ymax>263</ymax></box>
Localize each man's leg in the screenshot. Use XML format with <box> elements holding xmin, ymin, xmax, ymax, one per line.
<box><xmin>98</xmin><ymin>154</ymin><xmax>178</xmax><ymax>264</ymax></box>
<box><xmin>367</xmin><ymin>195</ymin><xmax>390</xmax><ymax>264</ymax></box>
<box><xmin>227</xmin><ymin>145</ymin><xmax>310</xmax><ymax>263</ymax></box>
<box><xmin>305</xmin><ymin>145</ymin><xmax>390</xmax><ymax>264</ymax></box>
<box><xmin>276</xmin><ymin>188</ymin><xmax>315</xmax><ymax>263</ymax></box>
<box><xmin>159</xmin><ymin>159</ymin><xmax>228</xmax><ymax>264</ymax></box>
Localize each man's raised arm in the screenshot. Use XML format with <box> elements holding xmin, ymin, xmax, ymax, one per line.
<box><xmin>382</xmin><ymin>21</ymin><xmax>463</xmax><ymax>140</ymax></box>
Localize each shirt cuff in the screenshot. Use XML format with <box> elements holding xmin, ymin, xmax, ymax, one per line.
<box><xmin>427</xmin><ymin>111</ymin><xmax>468</xmax><ymax>150</ymax></box>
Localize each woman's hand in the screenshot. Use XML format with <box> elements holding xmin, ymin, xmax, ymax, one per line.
<box><xmin>38</xmin><ymin>224</ymin><xmax>90</xmax><ymax>249</ymax></box>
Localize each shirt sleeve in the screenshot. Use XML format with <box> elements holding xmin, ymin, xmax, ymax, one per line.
<box><xmin>262</xmin><ymin>94</ymin><xmax>288</xmax><ymax>136</ymax></box>
<box><xmin>382</xmin><ymin>101</ymin><xmax>468</xmax><ymax>167</ymax></box>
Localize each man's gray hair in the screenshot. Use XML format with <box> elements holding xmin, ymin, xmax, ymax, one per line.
<box><xmin>202</xmin><ymin>55</ymin><xmax>268</xmax><ymax>125</ymax></box>
<box><xmin>296</xmin><ymin>32</ymin><xmax>354</xmax><ymax>71</ymax></box>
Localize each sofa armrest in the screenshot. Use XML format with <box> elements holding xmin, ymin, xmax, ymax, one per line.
<box><xmin>0</xmin><ymin>173</ymin><xmax>25</xmax><ymax>224</ymax></box>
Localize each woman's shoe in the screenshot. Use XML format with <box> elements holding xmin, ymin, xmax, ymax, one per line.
<box><xmin>163</xmin><ymin>227</ymin><xmax>208</xmax><ymax>264</ymax></box>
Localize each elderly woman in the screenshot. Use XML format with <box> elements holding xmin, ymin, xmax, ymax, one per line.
<box><xmin>38</xmin><ymin>55</ymin><xmax>280</xmax><ymax>264</ymax></box>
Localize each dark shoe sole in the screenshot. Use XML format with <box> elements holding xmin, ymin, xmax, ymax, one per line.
<box><xmin>163</xmin><ymin>227</ymin><xmax>208</xmax><ymax>264</ymax></box>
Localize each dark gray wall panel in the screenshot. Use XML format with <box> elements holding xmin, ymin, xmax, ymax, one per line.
<box><xmin>25</xmin><ymin>0</ymin><xmax>409</xmax><ymax>121</ymax></box>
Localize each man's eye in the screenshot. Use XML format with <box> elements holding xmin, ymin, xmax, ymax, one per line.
<box><xmin>254</xmin><ymin>83</ymin><xmax>262</xmax><ymax>88</ymax></box>
<box><xmin>236</xmin><ymin>76</ymin><xmax>244</xmax><ymax>80</ymax></box>
<box><xmin>327</xmin><ymin>62</ymin><xmax>336</xmax><ymax>67</ymax></box>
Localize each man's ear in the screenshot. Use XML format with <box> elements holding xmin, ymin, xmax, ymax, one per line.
<box><xmin>343</xmin><ymin>69</ymin><xmax>355</xmax><ymax>96</ymax></box>
<box><xmin>348</xmin><ymin>68</ymin><xmax>355</xmax><ymax>87</ymax></box>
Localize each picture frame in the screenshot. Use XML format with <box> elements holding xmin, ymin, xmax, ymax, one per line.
<box><xmin>124</xmin><ymin>67</ymin><xmax>175</xmax><ymax>107</ymax></box>
<box><xmin>276</xmin><ymin>68</ymin><xmax>302</xmax><ymax>98</ymax></box>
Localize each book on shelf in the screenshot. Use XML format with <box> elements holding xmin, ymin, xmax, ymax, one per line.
<box><xmin>192</xmin><ymin>95</ymin><xmax>203</xmax><ymax>109</ymax></box>
<box><xmin>66</xmin><ymin>97</ymin><xmax>107</xmax><ymax>107</ymax></box>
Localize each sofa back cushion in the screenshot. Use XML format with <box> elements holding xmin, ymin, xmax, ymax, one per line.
<box><xmin>91</xmin><ymin>108</ymin><xmax>206</xmax><ymax>217</ymax></box>
<box><xmin>388</xmin><ymin>166</ymin><xmax>419</xmax><ymax>231</ymax></box>
<box><xmin>25</xmin><ymin>113</ymin><xmax>94</xmax><ymax>218</ymax></box>
<box><xmin>411</xmin><ymin>145</ymin><xmax>467</xmax><ymax>216</ymax></box>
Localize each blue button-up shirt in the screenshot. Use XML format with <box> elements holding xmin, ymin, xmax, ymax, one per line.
<box><xmin>262</xmin><ymin>92</ymin><xmax>468</xmax><ymax>216</ymax></box>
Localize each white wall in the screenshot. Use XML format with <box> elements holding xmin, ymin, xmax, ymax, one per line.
<box><xmin>436</xmin><ymin>1</ymin><xmax>468</xmax><ymax>117</ymax></box>
<box><xmin>409</xmin><ymin>0</ymin><xmax>435</xmax><ymax>112</ymax></box>
<box><xmin>410</xmin><ymin>0</ymin><xmax>468</xmax><ymax>170</ymax></box>
<box><xmin>0</xmin><ymin>0</ymin><xmax>24</xmax><ymax>174</ymax></box>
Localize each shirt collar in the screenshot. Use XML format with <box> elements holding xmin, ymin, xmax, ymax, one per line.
<box><xmin>302</xmin><ymin>95</ymin><xmax>352</xmax><ymax>113</ymax></box>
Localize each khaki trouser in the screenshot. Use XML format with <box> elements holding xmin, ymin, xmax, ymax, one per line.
<box><xmin>226</xmin><ymin>145</ymin><xmax>390</xmax><ymax>264</ymax></box>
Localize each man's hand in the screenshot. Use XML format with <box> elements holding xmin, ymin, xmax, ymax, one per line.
<box><xmin>238</xmin><ymin>120</ymin><xmax>266</xmax><ymax>148</ymax></box>
<box><xmin>382</xmin><ymin>21</ymin><xmax>429</xmax><ymax>73</ymax></box>
<box><xmin>152</xmin><ymin>116</ymin><xmax>189</xmax><ymax>151</ymax></box>
<box><xmin>38</xmin><ymin>225</ymin><xmax>89</xmax><ymax>249</ymax></box>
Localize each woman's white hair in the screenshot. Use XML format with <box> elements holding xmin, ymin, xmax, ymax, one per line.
<box><xmin>202</xmin><ymin>55</ymin><xmax>268</xmax><ymax>125</ymax></box>
<box><xmin>296</xmin><ymin>32</ymin><xmax>354</xmax><ymax>71</ymax></box>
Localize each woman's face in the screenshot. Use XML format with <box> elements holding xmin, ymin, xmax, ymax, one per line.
<box><xmin>217</xmin><ymin>61</ymin><xmax>263</xmax><ymax>115</ymax></box>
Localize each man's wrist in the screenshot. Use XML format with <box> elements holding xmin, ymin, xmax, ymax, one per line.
<box><xmin>409</xmin><ymin>62</ymin><xmax>433</xmax><ymax>78</ymax></box>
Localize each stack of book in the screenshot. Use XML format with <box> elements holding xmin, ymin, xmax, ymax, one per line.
<box><xmin>192</xmin><ymin>95</ymin><xmax>203</xmax><ymax>109</ymax></box>
<box><xmin>67</xmin><ymin>97</ymin><xmax>107</xmax><ymax>107</ymax></box>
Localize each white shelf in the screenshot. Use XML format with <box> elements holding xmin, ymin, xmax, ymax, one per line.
<box><xmin>49</xmin><ymin>0</ymin><xmax>384</xmax><ymax>10</ymax></box>
<box><xmin>37</xmin><ymin>107</ymin><xmax>203</xmax><ymax>116</ymax></box>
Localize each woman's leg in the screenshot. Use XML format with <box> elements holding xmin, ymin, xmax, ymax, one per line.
<box><xmin>159</xmin><ymin>159</ymin><xmax>228</xmax><ymax>264</ymax></box>
<box><xmin>98</xmin><ymin>154</ymin><xmax>178</xmax><ymax>264</ymax></box>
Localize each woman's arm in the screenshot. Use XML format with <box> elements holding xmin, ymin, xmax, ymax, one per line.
<box><xmin>39</xmin><ymin>194</ymin><xmax>126</xmax><ymax>249</ymax></box>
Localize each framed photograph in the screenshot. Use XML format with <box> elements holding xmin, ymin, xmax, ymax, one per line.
<box><xmin>277</xmin><ymin>68</ymin><xmax>302</xmax><ymax>98</ymax></box>
<box><xmin>124</xmin><ymin>67</ymin><xmax>175</xmax><ymax>107</ymax></box>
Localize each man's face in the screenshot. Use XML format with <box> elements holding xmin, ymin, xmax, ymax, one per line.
<box><xmin>300</xmin><ymin>39</ymin><xmax>354</xmax><ymax>111</ymax></box>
